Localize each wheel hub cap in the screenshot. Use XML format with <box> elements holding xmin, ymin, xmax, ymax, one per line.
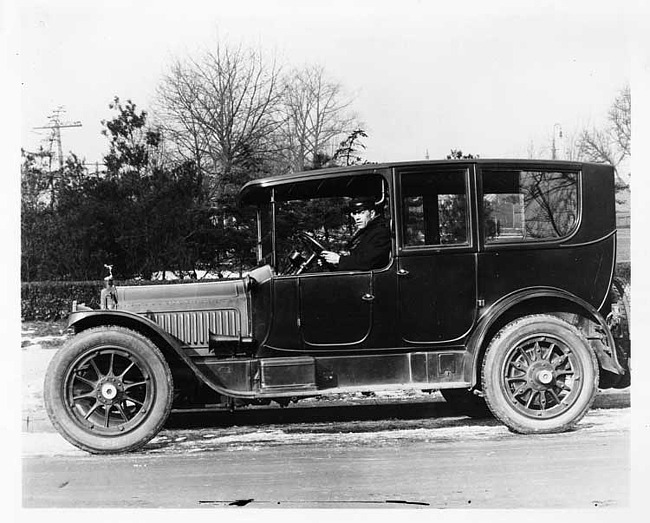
<box><xmin>96</xmin><ymin>376</ymin><xmax>124</xmax><ymax>404</ymax></box>
<box><xmin>537</xmin><ymin>369</ymin><xmax>553</xmax><ymax>385</ymax></box>
<box><xmin>526</xmin><ymin>361</ymin><xmax>556</xmax><ymax>390</ymax></box>
<box><xmin>101</xmin><ymin>382</ymin><xmax>118</xmax><ymax>400</ymax></box>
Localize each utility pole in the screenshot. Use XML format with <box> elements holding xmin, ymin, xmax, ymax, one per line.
<box><xmin>32</xmin><ymin>107</ymin><xmax>83</xmax><ymax>206</ymax></box>
<box><xmin>33</xmin><ymin>107</ymin><xmax>82</xmax><ymax>171</ymax></box>
<box><xmin>551</xmin><ymin>123</ymin><xmax>563</xmax><ymax>160</ymax></box>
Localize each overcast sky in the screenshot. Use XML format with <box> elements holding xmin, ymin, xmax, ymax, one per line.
<box><xmin>18</xmin><ymin>0</ymin><xmax>645</xmax><ymax>166</ymax></box>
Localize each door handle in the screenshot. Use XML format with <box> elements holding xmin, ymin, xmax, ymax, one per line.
<box><xmin>361</xmin><ymin>293</ymin><xmax>375</xmax><ymax>302</ymax></box>
<box><xmin>397</xmin><ymin>268</ymin><xmax>409</xmax><ymax>276</ymax></box>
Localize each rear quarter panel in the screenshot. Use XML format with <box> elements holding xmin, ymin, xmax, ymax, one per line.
<box><xmin>478</xmin><ymin>162</ymin><xmax>616</xmax><ymax>312</ymax></box>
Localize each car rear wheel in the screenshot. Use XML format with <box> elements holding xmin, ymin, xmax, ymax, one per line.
<box><xmin>44</xmin><ymin>326</ymin><xmax>173</xmax><ymax>454</ymax></box>
<box><xmin>481</xmin><ymin>314</ymin><xmax>598</xmax><ymax>434</ymax></box>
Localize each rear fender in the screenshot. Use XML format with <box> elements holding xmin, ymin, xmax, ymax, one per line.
<box><xmin>466</xmin><ymin>287</ymin><xmax>624</xmax><ymax>388</ymax></box>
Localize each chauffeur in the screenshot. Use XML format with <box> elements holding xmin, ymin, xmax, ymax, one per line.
<box><xmin>321</xmin><ymin>197</ymin><xmax>391</xmax><ymax>271</ymax></box>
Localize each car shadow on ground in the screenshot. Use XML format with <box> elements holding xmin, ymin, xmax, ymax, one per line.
<box><xmin>165</xmin><ymin>399</ymin><xmax>496</xmax><ymax>430</ymax></box>
<box><xmin>164</xmin><ymin>389</ymin><xmax>629</xmax><ymax>431</ymax></box>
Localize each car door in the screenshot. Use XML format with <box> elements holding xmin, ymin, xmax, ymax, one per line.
<box><xmin>262</xmin><ymin>272</ymin><xmax>374</xmax><ymax>352</ymax></box>
<box><xmin>395</xmin><ymin>165</ymin><xmax>478</xmax><ymax>344</ymax></box>
<box><xmin>299</xmin><ymin>270</ymin><xmax>375</xmax><ymax>348</ymax></box>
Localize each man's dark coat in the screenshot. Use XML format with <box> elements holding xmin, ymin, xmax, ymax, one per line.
<box><xmin>338</xmin><ymin>217</ymin><xmax>391</xmax><ymax>271</ymax></box>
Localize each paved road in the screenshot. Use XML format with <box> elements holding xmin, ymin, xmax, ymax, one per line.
<box><xmin>23</xmin><ymin>402</ymin><xmax>630</xmax><ymax>509</ymax></box>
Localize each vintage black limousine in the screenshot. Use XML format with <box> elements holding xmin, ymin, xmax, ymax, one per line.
<box><xmin>45</xmin><ymin>159</ymin><xmax>630</xmax><ymax>453</ymax></box>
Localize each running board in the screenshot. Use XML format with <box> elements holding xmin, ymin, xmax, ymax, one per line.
<box><xmin>193</xmin><ymin>350</ymin><xmax>469</xmax><ymax>397</ymax></box>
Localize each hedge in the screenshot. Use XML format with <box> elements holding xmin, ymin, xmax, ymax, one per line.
<box><xmin>21</xmin><ymin>281</ymin><xmax>103</xmax><ymax>321</ymax></box>
<box><xmin>21</xmin><ymin>262</ymin><xmax>632</xmax><ymax>322</ymax></box>
<box><xmin>20</xmin><ymin>278</ymin><xmax>194</xmax><ymax>321</ymax></box>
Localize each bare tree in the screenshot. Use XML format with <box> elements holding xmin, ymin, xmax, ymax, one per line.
<box><xmin>608</xmin><ymin>84</ymin><xmax>631</xmax><ymax>158</ymax></box>
<box><xmin>578</xmin><ymin>85</ymin><xmax>630</xmax><ymax>187</ymax></box>
<box><xmin>280</xmin><ymin>65</ymin><xmax>357</xmax><ymax>171</ymax></box>
<box><xmin>155</xmin><ymin>43</ymin><xmax>284</xmax><ymax>201</ymax></box>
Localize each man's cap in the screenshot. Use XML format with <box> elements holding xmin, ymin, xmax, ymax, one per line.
<box><xmin>347</xmin><ymin>197</ymin><xmax>378</xmax><ymax>212</ymax></box>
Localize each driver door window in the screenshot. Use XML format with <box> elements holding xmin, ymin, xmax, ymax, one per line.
<box><xmin>269</xmin><ymin>173</ymin><xmax>390</xmax><ymax>275</ymax></box>
<box><xmin>275</xmin><ymin>197</ymin><xmax>352</xmax><ymax>274</ymax></box>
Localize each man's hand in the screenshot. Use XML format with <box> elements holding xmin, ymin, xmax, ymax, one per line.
<box><xmin>321</xmin><ymin>251</ymin><xmax>341</xmax><ymax>265</ymax></box>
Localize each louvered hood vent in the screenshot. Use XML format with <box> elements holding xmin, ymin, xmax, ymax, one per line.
<box><xmin>115</xmin><ymin>279</ymin><xmax>251</xmax><ymax>347</ymax></box>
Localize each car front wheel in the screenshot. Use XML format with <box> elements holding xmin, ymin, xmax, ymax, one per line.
<box><xmin>44</xmin><ymin>326</ymin><xmax>173</xmax><ymax>454</ymax></box>
<box><xmin>481</xmin><ymin>314</ymin><xmax>598</xmax><ymax>434</ymax></box>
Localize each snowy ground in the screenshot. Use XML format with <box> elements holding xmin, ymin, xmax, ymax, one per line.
<box><xmin>22</xmin><ymin>406</ymin><xmax>631</xmax><ymax>459</ymax></box>
<box><xmin>21</xmin><ymin>325</ymin><xmax>68</xmax><ymax>433</ymax></box>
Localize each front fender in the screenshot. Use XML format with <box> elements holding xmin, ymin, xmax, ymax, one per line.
<box><xmin>466</xmin><ymin>286</ymin><xmax>624</xmax><ymax>387</ymax></box>
<box><xmin>67</xmin><ymin>310</ymin><xmax>247</xmax><ymax>398</ymax></box>
<box><xmin>68</xmin><ymin>309</ymin><xmax>184</xmax><ymax>348</ymax></box>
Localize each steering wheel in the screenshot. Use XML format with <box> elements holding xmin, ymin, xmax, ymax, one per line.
<box><xmin>299</xmin><ymin>232</ymin><xmax>327</xmax><ymax>254</ymax></box>
<box><xmin>294</xmin><ymin>233</ymin><xmax>329</xmax><ymax>274</ymax></box>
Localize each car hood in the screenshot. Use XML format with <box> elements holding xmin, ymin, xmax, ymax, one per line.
<box><xmin>115</xmin><ymin>279</ymin><xmax>248</xmax><ymax>314</ymax></box>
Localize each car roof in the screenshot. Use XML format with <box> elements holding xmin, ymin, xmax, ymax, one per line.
<box><xmin>239</xmin><ymin>158</ymin><xmax>590</xmax><ymax>205</ymax></box>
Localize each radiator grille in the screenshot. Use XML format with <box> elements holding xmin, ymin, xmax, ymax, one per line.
<box><xmin>153</xmin><ymin>309</ymin><xmax>241</xmax><ymax>346</ymax></box>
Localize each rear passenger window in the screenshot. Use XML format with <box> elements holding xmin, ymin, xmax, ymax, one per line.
<box><xmin>482</xmin><ymin>169</ymin><xmax>578</xmax><ymax>243</ymax></box>
<box><xmin>401</xmin><ymin>169</ymin><xmax>469</xmax><ymax>248</ymax></box>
